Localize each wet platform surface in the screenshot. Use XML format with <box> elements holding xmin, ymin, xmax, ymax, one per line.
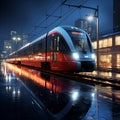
<box><xmin>0</xmin><ymin>70</ymin><xmax>51</xmax><ymax>120</ymax></box>
<box><xmin>0</xmin><ymin>62</ymin><xmax>120</xmax><ymax>120</ymax></box>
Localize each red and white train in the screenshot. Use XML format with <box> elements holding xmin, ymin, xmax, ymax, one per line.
<box><xmin>6</xmin><ymin>26</ymin><xmax>96</xmax><ymax>72</ymax></box>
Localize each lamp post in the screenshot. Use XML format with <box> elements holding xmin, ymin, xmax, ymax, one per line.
<box><xmin>12</xmin><ymin>36</ymin><xmax>21</xmax><ymax>42</ymax></box>
<box><xmin>12</xmin><ymin>35</ymin><xmax>21</xmax><ymax>51</ymax></box>
<box><xmin>86</xmin><ymin>7</ymin><xmax>99</xmax><ymax>120</ymax></box>
<box><xmin>96</xmin><ymin>13</ymin><xmax>99</xmax><ymax>69</ymax></box>
<box><xmin>11</xmin><ymin>31</ymin><xmax>21</xmax><ymax>51</ymax></box>
<box><xmin>86</xmin><ymin>6</ymin><xmax>99</xmax><ymax>69</ymax></box>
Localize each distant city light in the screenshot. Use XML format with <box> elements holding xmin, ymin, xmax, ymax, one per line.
<box><xmin>17</xmin><ymin>37</ymin><xmax>21</xmax><ymax>41</ymax></box>
<box><xmin>12</xmin><ymin>36</ymin><xmax>21</xmax><ymax>41</ymax></box>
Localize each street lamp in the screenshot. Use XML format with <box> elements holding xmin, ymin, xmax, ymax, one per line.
<box><xmin>11</xmin><ymin>31</ymin><xmax>22</xmax><ymax>51</ymax></box>
<box><xmin>87</xmin><ymin>15</ymin><xmax>94</xmax><ymax>21</ymax></box>
<box><xmin>12</xmin><ymin>36</ymin><xmax>21</xmax><ymax>41</ymax></box>
<box><xmin>12</xmin><ymin>36</ymin><xmax>21</xmax><ymax>51</ymax></box>
<box><xmin>86</xmin><ymin>6</ymin><xmax>99</xmax><ymax>69</ymax></box>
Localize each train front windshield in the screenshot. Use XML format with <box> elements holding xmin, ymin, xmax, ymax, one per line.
<box><xmin>67</xmin><ymin>30</ymin><xmax>91</xmax><ymax>51</ymax></box>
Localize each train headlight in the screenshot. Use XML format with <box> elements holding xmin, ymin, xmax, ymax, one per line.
<box><xmin>91</xmin><ymin>53</ymin><xmax>95</xmax><ymax>59</ymax></box>
<box><xmin>72</xmin><ymin>52</ymin><xmax>79</xmax><ymax>60</ymax></box>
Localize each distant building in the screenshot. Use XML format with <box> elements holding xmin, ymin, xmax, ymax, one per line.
<box><xmin>75</xmin><ymin>18</ymin><xmax>96</xmax><ymax>39</ymax></box>
<box><xmin>10</xmin><ymin>32</ymin><xmax>28</xmax><ymax>52</ymax></box>
<box><xmin>2</xmin><ymin>32</ymin><xmax>28</xmax><ymax>59</ymax></box>
<box><xmin>3</xmin><ymin>40</ymin><xmax>12</xmax><ymax>58</ymax></box>
<box><xmin>22</xmin><ymin>34</ymin><xmax>28</xmax><ymax>46</ymax></box>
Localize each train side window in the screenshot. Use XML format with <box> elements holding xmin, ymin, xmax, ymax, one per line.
<box><xmin>29</xmin><ymin>45</ymin><xmax>33</xmax><ymax>54</ymax></box>
<box><xmin>56</xmin><ymin>36</ymin><xmax>60</xmax><ymax>51</ymax></box>
<box><xmin>33</xmin><ymin>42</ymin><xmax>42</xmax><ymax>54</ymax></box>
<box><xmin>47</xmin><ymin>35</ymin><xmax>54</xmax><ymax>52</ymax></box>
<box><xmin>53</xmin><ymin>37</ymin><xmax>58</xmax><ymax>52</ymax></box>
<box><xmin>47</xmin><ymin>36</ymin><xmax>52</xmax><ymax>52</ymax></box>
<box><xmin>47</xmin><ymin>33</ymin><xmax>70</xmax><ymax>53</ymax></box>
<box><xmin>59</xmin><ymin>36</ymin><xmax>70</xmax><ymax>53</ymax></box>
<box><xmin>38</xmin><ymin>42</ymin><xmax>44</xmax><ymax>52</ymax></box>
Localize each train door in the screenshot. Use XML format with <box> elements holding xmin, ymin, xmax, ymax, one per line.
<box><xmin>51</xmin><ymin>34</ymin><xmax>59</xmax><ymax>62</ymax></box>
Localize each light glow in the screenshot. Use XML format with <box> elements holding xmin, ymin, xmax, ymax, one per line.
<box><xmin>91</xmin><ymin>53</ymin><xmax>96</xmax><ymax>59</ymax></box>
<box><xmin>71</xmin><ymin>90</ymin><xmax>79</xmax><ymax>101</ymax></box>
<box><xmin>87</xmin><ymin>15</ymin><xmax>94</xmax><ymax>21</ymax></box>
<box><xmin>12</xmin><ymin>36</ymin><xmax>21</xmax><ymax>41</ymax></box>
<box><xmin>72</xmin><ymin>31</ymin><xmax>83</xmax><ymax>35</ymax></box>
<box><xmin>91</xmin><ymin>93</ymin><xmax>95</xmax><ymax>98</ymax></box>
<box><xmin>72</xmin><ymin>53</ymin><xmax>79</xmax><ymax>60</ymax></box>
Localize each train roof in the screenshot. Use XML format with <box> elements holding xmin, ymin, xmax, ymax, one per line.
<box><xmin>29</xmin><ymin>25</ymin><xmax>90</xmax><ymax>52</ymax></box>
<box><xmin>31</xmin><ymin>26</ymin><xmax>88</xmax><ymax>43</ymax></box>
<box><xmin>60</xmin><ymin>25</ymin><xmax>87</xmax><ymax>32</ymax></box>
<box><xmin>48</xmin><ymin>25</ymin><xmax>87</xmax><ymax>33</ymax></box>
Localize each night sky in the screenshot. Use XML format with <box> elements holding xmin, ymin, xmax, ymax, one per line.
<box><xmin>0</xmin><ymin>0</ymin><xmax>54</xmax><ymax>40</ymax></box>
<box><xmin>0</xmin><ymin>0</ymin><xmax>113</xmax><ymax>52</ymax></box>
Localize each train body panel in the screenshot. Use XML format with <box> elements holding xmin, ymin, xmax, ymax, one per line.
<box><xmin>6</xmin><ymin>26</ymin><xmax>96</xmax><ymax>72</ymax></box>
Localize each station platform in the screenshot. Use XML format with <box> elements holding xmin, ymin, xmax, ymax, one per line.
<box><xmin>0</xmin><ymin>62</ymin><xmax>120</xmax><ymax>120</ymax></box>
<box><xmin>0</xmin><ymin>63</ymin><xmax>95</xmax><ymax>120</ymax></box>
<box><xmin>0</xmin><ymin>72</ymin><xmax>51</xmax><ymax>120</ymax></box>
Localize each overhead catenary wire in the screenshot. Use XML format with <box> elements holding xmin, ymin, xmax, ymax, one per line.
<box><xmin>28</xmin><ymin>0</ymin><xmax>91</xmax><ymax>40</ymax></box>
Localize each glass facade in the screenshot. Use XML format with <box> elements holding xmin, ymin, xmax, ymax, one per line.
<box><xmin>117</xmin><ymin>54</ymin><xmax>120</xmax><ymax>67</ymax></box>
<box><xmin>93</xmin><ymin>35</ymin><xmax>120</xmax><ymax>68</ymax></box>
<box><xmin>99</xmin><ymin>54</ymin><xmax>112</xmax><ymax>68</ymax></box>
<box><xmin>115</xmin><ymin>36</ymin><xmax>120</xmax><ymax>45</ymax></box>
<box><xmin>92</xmin><ymin>41</ymin><xmax>97</xmax><ymax>49</ymax></box>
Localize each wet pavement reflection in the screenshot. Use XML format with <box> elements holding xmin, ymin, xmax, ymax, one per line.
<box><xmin>82</xmin><ymin>70</ymin><xmax>120</xmax><ymax>80</ymax></box>
<box><xmin>0</xmin><ymin>64</ymin><xmax>51</xmax><ymax>120</ymax></box>
<box><xmin>0</xmin><ymin>62</ymin><xmax>120</xmax><ymax>120</ymax></box>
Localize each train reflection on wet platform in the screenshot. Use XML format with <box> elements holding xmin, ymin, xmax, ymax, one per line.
<box><xmin>0</xmin><ymin>63</ymin><xmax>120</xmax><ymax>120</ymax></box>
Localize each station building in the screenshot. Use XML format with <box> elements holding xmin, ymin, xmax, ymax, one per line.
<box><xmin>92</xmin><ymin>32</ymin><xmax>120</xmax><ymax>69</ymax></box>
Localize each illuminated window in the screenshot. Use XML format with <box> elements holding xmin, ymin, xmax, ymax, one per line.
<box><xmin>117</xmin><ymin>54</ymin><xmax>120</xmax><ymax>67</ymax></box>
<box><xmin>92</xmin><ymin>41</ymin><xmax>97</xmax><ymax>49</ymax></box>
<box><xmin>99</xmin><ymin>40</ymin><xmax>105</xmax><ymax>48</ymax></box>
<box><xmin>115</xmin><ymin>36</ymin><xmax>120</xmax><ymax>45</ymax></box>
<box><xmin>104</xmin><ymin>39</ymin><xmax>107</xmax><ymax>47</ymax></box>
<box><xmin>107</xmin><ymin>38</ymin><xmax>112</xmax><ymax>47</ymax></box>
<box><xmin>100</xmin><ymin>54</ymin><xmax>112</xmax><ymax>67</ymax></box>
<box><xmin>99</xmin><ymin>37</ymin><xmax>112</xmax><ymax>48</ymax></box>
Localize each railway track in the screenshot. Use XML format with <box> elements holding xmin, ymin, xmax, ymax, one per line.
<box><xmin>76</xmin><ymin>72</ymin><xmax>120</xmax><ymax>89</ymax></box>
<box><xmin>5</xmin><ymin>63</ymin><xmax>120</xmax><ymax>90</ymax></box>
<box><xmin>37</xmin><ymin>68</ymin><xmax>120</xmax><ymax>90</ymax></box>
